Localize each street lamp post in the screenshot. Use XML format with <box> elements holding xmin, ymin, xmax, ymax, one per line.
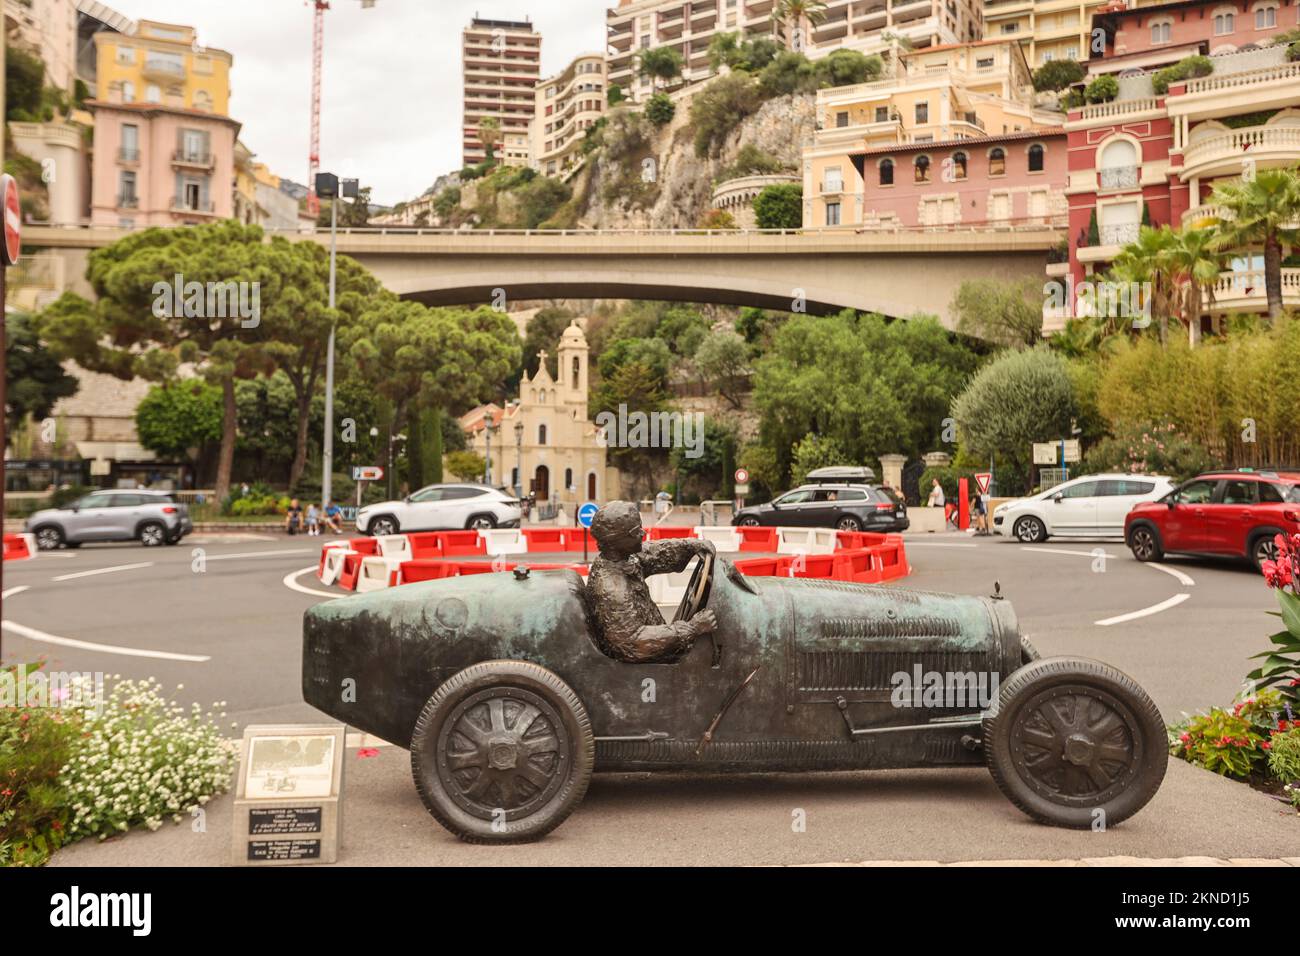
<box><xmin>316</xmin><ymin>173</ymin><xmax>359</xmax><ymax>509</ymax></box>
<box><xmin>483</xmin><ymin>423</ymin><xmax>495</xmax><ymax>487</ymax></box>
<box><xmin>514</xmin><ymin>421</ymin><xmax>524</xmax><ymax>500</ymax></box>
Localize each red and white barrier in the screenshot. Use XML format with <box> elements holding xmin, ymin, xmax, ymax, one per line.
<box><xmin>693</xmin><ymin>526</ymin><xmax>742</xmax><ymax>551</ymax></box>
<box><xmin>3</xmin><ymin>533</ymin><xmax>37</xmax><ymax>561</ymax></box>
<box><xmin>356</xmin><ymin>555</ymin><xmax>403</xmax><ymax>592</ymax></box>
<box><xmin>776</xmin><ymin>527</ymin><xmax>839</xmax><ymax>555</ymax></box>
<box><xmin>376</xmin><ymin>534</ymin><xmax>413</xmax><ymax>560</ymax></box>
<box><xmin>480</xmin><ymin>529</ymin><xmax>528</xmax><ymax>555</ymax></box>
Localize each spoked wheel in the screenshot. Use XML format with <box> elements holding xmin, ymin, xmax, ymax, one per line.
<box><xmin>1013</xmin><ymin>516</ymin><xmax>1046</xmax><ymax>543</ymax></box>
<box><xmin>984</xmin><ymin>657</ymin><xmax>1166</xmax><ymax>829</ymax></box>
<box><xmin>34</xmin><ymin>526</ymin><xmax>64</xmax><ymax>550</ymax></box>
<box><xmin>1251</xmin><ymin>534</ymin><xmax>1279</xmax><ymax>571</ymax></box>
<box><xmin>410</xmin><ymin>660</ymin><xmax>593</xmax><ymax>843</ymax></box>
<box><xmin>836</xmin><ymin>516</ymin><xmax>862</xmax><ymax>532</ymax></box>
<box><xmin>1127</xmin><ymin>525</ymin><xmax>1163</xmax><ymax>562</ymax></box>
<box><xmin>139</xmin><ymin>522</ymin><xmax>166</xmax><ymax>547</ymax></box>
<box><xmin>738</xmin><ymin>517</ymin><xmax>760</xmax><ymax>527</ymax></box>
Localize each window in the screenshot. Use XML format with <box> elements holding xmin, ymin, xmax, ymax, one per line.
<box><xmin>915</xmin><ymin>101</ymin><xmax>929</xmax><ymax>124</ymax></box>
<box><xmin>914</xmin><ymin>155</ymin><xmax>931</xmax><ymax>183</ymax></box>
<box><xmin>145</xmin><ymin>84</ymin><xmax>161</xmax><ymax>103</ymax></box>
<box><xmin>1260</xmin><ymin>483</ymin><xmax>1286</xmax><ymax>503</ymax></box>
<box><xmin>409</xmin><ymin>487</ymin><xmax>444</xmax><ymax>502</ymax></box>
<box><xmin>572</xmin><ymin>356</ymin><xmax>580</xmax><ymax>389</ymax></box>
<box><xmin>1175</xmin><ymin>480</ymin><xmax>1217</xmax><ymax>505</ymax></box>
<box><xmin>122</xmin><ymin>81</ymin><xmax>135</xmax><ymax>102</ymax></box>
<box><xmin>775</xmin><ymin>490</ymin><xmax>813</xmax><ymax>505</ymax></box>
<box><xmin>118</xmin><ymin>171</ymin><xmax>137</xmax><ymax>205</ymax></box>
<box><xmin>1001</xmin><ymin>23</ymin><xmax>1018</xmax><ymax>33</ymax></box>
<box><xmin>121</xmin><ymin>123</ymin><xmax>138</xmax><ymax>157</ymax></box>
<box><xmin>1151</xmin><ymin>20</ymin><xmax>1171</xmax><ymax>43</ymax></box>
<box><xmin>825</xmin><ymin>201</ymin><xmax>841</xmax><ymax>226</ymax></box>
<box><xmin>1097</xmin><ymin>480</ymin><xmax>1155</xmax><ymax>496</ymax></box>
<box><xmin>538</xmin><ymin>424</ymin><xmax>547</xmax><ymax>445</ymax></box>
<box><xmin>988</xmin><ymin>147</ymin><xmax>1006</xmax><ymax>176</ymax></box>
<box><xmin>1214</xmin><ymin>10</ymin><xmax>1234</xmax><ymax>34</ymax></box>
<box><xmin>115</xmin><ymin>44</ymin><xmax>134</xmax><ymax>65</ymax></box>
<box><xmin>879</xmin><ymin>158</ymin><xmax>894</xmax><ymax>186</ymax></box>
<box><xmin>836</xmin><ymin>111</ymin><xmax>849</xmax><ymax>128</ymax></box>
<box><xmin>183</xmin><ymin>182</ymin><xmax>201</xmax><ymax>209</ymax></box>
<box><xmin>875</xmin><ymin>106</ymin><xmax>889</xmax><ymax>123</ymax></box>
<box><xmin>1255</xmin><ymin>4</ymin><xmax>1277</xmax><ymax>28</ymax></box>
<box><xmin>564</xmin><ymin>468</ymin><xmax>573</xmax><ymax>490</ymax></box>
<box><xmin>1028</xmin><ymin>143</ymin><xmax>1045</xmax><ymax>172</ymax></box>
<box><xmin>951</xmin><ymin>151</ymin><xmax>968</xmax><ymax>180</ymax></box>
<box><xmin>1060</xmin><ymin>481</ymin><xmax>1100</xmax><ymax>498</ymax></box>
<box><xmin>976</xmin><ymin>57</ymin><xmax>994</xmax><ymax>69</ymax></box>
<box><xmin>824</xmin><ymin>166</ymin><xmax>843</xmax><ymax>192</ymax></box>
<box><xmin>1220</xmin><ymin>480</ymin><xmax>1257</xmax><ymax>504</ymax></box>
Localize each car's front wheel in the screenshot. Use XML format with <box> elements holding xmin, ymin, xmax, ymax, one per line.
<box><xmin>983</xmin><ymin>657</ymin><xmax>1167</xmax><ymax>829</ymax></box>
<box><xmin>836</xmin><ymin>516</ymin><xmax>862</xmax><ymax>532</ymax></box>
<box><xmin>367</xmin><ymin>515</ymin><xmax>398</xmax><ymax>537</ymax></box>
<box><xmin>737</xmin><ymin>517</ymin><xmax>760</xmax><ymax>527</ymax></box>
<box><xmin>138</xmin><ymin>521</ymin><xmax>167</xmax><ymax>547</ymax></box>
<box><xmin>410</xmin><ymin>660</ymin><xmax>593</xmax><ymax>843</ymax></box>
<box><xmin>1127</xmin><ymin>524</ymin><xmax>1163</xmax><ymax>562</ymax></box>
<box><xmin>33</xmin><ymin>525</ymin><xmax>64</xmax><ymax>550</ymax></box>
<box><xmin>1012</xmin><ymin>515</ymin><xmax>1047</xmax><ymax>543</ymax></box>
<box><xmin>466</xmin><ymin>513</ymin><xmax>497</xmax><ymax>531</ymax></box>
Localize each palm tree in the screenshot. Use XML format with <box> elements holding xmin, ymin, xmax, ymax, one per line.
<box><xmin>637</xmin><ymin>46</ymin><xmax>685</xmax><ymax>91</ymax></box>
<box><xmin>1111</xmin><ymin>225</ymin><xmax>1178</xmax><ymax>344</ymax></box>
<box><xmin>775</xmin><ymin>0</ymin><xmax>829</xmax><ymax>53</ymax></box>
<box><xmin>1164</xmin><ymin>227</ymin><xmax>1224</xmax><ymax>345</ymax></box>
<box><xmin>1210</xmin><ymin>166</ymin><xmax>1300</xmax><ymax>323</ymax></box>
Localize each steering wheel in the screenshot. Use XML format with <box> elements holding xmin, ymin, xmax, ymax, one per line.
<box><xmin>672</xmin><ymin>552</ymin><xmax>714</xmax><ymax>624</ymax></box>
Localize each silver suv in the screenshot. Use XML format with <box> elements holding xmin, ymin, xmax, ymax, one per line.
<box><xmin>26</xmin><ymin>489</ymin><xmax>193</xmax><ymax>550</ymax></box>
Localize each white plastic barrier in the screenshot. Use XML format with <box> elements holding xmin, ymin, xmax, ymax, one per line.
<box><xmin>19</xmin><ymin>533</ymin><xmax>37</xmax><ymax>558</ymax></box>
<box><xmin>356</xmin><ymin>555</ymin><xmax>404</xmax><ymax>593</ymax></box>
<box><xmin>776</xmin><ymin>527</ymin><xmax>838</xmax><ymax>555</ymax></box>
<box><xmin>648</xmin><ymin>566</ymin><xmax>695</xmax><ymax>606</ymax></box>
<box><xmin>693</xmin><ymin>526</ymin><xmax>742</xmax><ymax>551</ymax></box>
<box><xmin>479</xmin><ymin>528</ymin><xmax>528</xmax><ymax>556</ymax></box>
<box><xmin>319</xmin><ymin>547</ymin><xmax>352</xmax><ymax>585</ymax></box>
<box><xmin>377</xmin><ymin>534</ymin><xmax>413</xmax><ymax>560</ymax></box>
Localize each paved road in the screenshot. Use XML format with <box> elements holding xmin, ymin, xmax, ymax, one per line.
<box><xmin>5</xmin><ymin>530</ymin><xmax>1297</xmax><ymax>864</ymax></box>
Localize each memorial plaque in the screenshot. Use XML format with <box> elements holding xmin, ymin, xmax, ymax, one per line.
<box><xmin>232</xmin><ymin>724</ymin><xmax>345</xmax><ymax>866</ymax></box>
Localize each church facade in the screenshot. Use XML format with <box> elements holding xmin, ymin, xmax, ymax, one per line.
<box><xmin>463</xmin><ymin>320</ymin><xmax>621</xmax><ymax>509</ymax></box>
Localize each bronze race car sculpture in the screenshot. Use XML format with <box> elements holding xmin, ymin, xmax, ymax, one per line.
<box><xmin>302</xmin><ymin>511</ymin><xmax>1167</xmax><ymax>843</ymax></box>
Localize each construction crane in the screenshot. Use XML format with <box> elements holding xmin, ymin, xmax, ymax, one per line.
<box><xmin>305</xmin><ymin>0</ymin><xmax>377</xmax><ymax>217</ymax></box>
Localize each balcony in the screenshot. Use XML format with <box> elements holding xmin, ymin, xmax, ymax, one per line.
<box><xmin>1181</xmin><ymin>124</ymin><xmax>1300</xmax><ymax>182</ymax></box>
<box><xmin>1181</xmin><ymin>202</ymin><xmax>1300</xmax><ymax>231</ymax></box>
<box><xmin>1098</xmin><ymin>165</ymin><xmax>1139</xmax><ymax>190</ymax></box>
<box><xmin>1209</xmin><ymin>268</ymin><xmax>1300</xmax><ymax>314</ymax></box>
<box><xmin>116</xmin><ymin>194</ymin><xmax>139</xmax><ymax>209</ymax></box>
<box><xmin>1166</xmin><ymin>55</ymin><xmax>1300</xmax><ymax>120</ymax></box>
<box><xmin>172</xmin><ymin>149</ymin><xmax>214</xmax><ymax>169</ymax></box>
<box><xmin>1077</xmin><ymin>97</ymin><xmax>1160</xmax><ymax>122</ymax></box>
<box><xmin>170</xmin><ymin>197</ymin><xmax>215</xmax><ymax>214</ymax></box>
<box><xmin>117</xmin><ymin>147</ymin><xmax>140</xmax><ymax>164</ymax></box>
<box><xmin>1099</xmin><ymin>222</ymin><xmax>1139</xmax><ymax>246</ymax></box>
<box><xmin>142</xmin><ymin>56</ymin><xmax>185</xmax><ymax>82</ymax></box>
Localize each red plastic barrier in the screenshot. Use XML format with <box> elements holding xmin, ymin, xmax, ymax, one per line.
<box><xmin>347</xmin><ymin>537</ymin><xmax>379</xmax><ymax>556</ymax></box>
<box><xmin>317</xmin><ymin>542</ymin><xmax>349</xmax><ymax>577</ymax></box>
<box><xmin>456</xmin><ymin>561</ymin><xmax>496</xmax><ymax>575</ymax></box>
<box><xmin>563</xmin><ymin>528</ymin><xmax>594</xmax><ymax>553</ymax></box>
<box><xmin>736</xmin><ymin>526</ymin><xmax>778</xmax><ymax>552</ymax></box>
<box><xmin>521</xmin><ymin>528</ymin><xmax>566</xmax><ymax>552</ymax></box>
<box><xmin>835</xmin><ymin>530</ymin><xmax>867</xmax><ymax>551</ymax></box>
<box><xmin>407</xmin><ymin>532</ymin><xmax>443</xmax><ymax>559</ymax></box>
<box><xmin>788</xmin><ymin>553</ymin><xmax>836</xmax><ymax>579</ymax></box>
<box><xmin>875</xmin><ymin>536</ymin><xmax>910</xmax><ymax>581</ymax></box>
<box><xmin>647</xmin><ymin>526</ymin><xmax>693</xmax><ymax>540</ymax></box>
<box><xmin>399</xmin><ymin>559</ymin><xmax>460</xmax><ymax>583</ymax></box>
<box><xmin>833</xmin><ymin>548</ymin><xmax>881</xmax><ymax>584</ymax></box>
<box><xmin>437</xmin><ymin>531</ymin><xmax>486</xmax><ymax>557</ymax></box>
<box><xmin>3</xmin><ymin>534</ymin><xmax>33</xmax><ymax>561</ymax></box>
<box><xmin>521</xmin><ymin>562</ymin><xmax>590</xmax><ymax>575</ymax></box>
<box><xmin>733</xmin><ymin>556</ymin><xmax>783</xmax><ymax>577</ymax></box>
<box><xmin>337</xmin><ymin>552</ymin><xmax>364</xmax><ymax>591</ymax></box>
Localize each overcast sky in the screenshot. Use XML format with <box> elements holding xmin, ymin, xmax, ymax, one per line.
<box><xmin>111</xmin><ymin>0</ymin><xmax>612</xmax><ymax>205</ymax></box>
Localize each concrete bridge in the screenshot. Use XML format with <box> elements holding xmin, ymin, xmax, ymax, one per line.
<box><xmin>20</xmin><ymin>224</ymin><xmax>1063</xmax><ymax>325</ymax></box>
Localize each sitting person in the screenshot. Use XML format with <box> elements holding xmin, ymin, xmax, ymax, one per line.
<box><xmin>586</xmin><ymin>501</ymin><xmax>717</xmax><ymax>663</ymax></box>
<box><xmin>323</xmin><ymin>501</ymin><xmax>344</xmax><ymax>534</ymax></box>
<box><xmin>305</xmin><ymin>502</ymin><xmax>321</xmax><ymax>536</ymax></box>
<box><xmin>285</xmin><ymin>498</ymin><xmax>303</xmax><ymax>535</ymax></box>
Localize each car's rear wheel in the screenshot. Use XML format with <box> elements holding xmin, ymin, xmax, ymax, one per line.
<box><xmin>836</xmin><ymin>516</ymin><xmax>862</xmax><ymax>532</ymax></box>
<box><xmin>983</xmin><ymin>657</ymin><xmax>1166</xmax><ymax>829</ymax></box>
<box><xmin>33</xmin><ymin>526</ymin><xmax>64</xmax><ymax>550</ymax></box>
<box><xmin>368</xmin><ymin>515</ymin><xmax>398</xmax><ymax>537</ymax></box>
<box><xmin>737</xmin><ymin>517</ymin><xmax>760</xmax><ymax>527</ymax></box>
<box><xmin>1127</xmin><ymin>524</ymin><xmax>1163</xmax><ymax>562</ymax></box>
<box><xmin>410</xmin><ymin>660</ymin><xmax>593</xmax><ymax>844</ymax></box>
<box><xmin>138</xmin><ymin>522</ymin><xmax>167</xmax><ymax>547</ymax></box>
<box><xmin>1249</xmin><ymin>532</ymin><xmax>1279</xmax><ymax>571</ymax></box>
<box><xmin>1013</xmin><ymin>515</ymin><xmax>1047</xmax><ymax>543</ymax></box>
<box><xmin>466</xmin><ymin>513</ymin><xmax>497</xmax><ymax>531</ymax></box>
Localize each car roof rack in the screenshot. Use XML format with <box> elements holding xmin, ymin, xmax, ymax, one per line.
<box><xmin>805</xmin><ymin>465</ymin><xmax>876</xmax><ymax>484</ymax></box>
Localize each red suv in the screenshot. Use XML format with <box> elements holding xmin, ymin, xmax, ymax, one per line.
<box><xmin>1125</xmin><ymin>470</ymin><xmax>1300</xmax><ymax>569</ymax></box>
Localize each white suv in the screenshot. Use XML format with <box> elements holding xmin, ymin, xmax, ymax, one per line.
<box><xmin>356</xmin><ymin>484</ymin><xmax>522</xmax><ymax>536</ymax></box>
<box><xmin>993</xmin><ymin>473</ymin><xmax>1175</xmax><ymax>543</ymax></box>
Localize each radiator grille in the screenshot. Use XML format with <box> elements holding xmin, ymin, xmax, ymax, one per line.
<box><xmin>819</xmin><ymin>615</ymin><xmax>963</xmax><ymax>640</ymax></box>
<box><xmin>796</xmin><ymin>650</ymin><xmax>989</xmax><ymax>692</ymax></box>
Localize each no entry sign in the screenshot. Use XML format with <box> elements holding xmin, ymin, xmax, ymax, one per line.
<box><xmin>2</xmin><ymin>175</ymin><xmax>20</xmax><ymax>266</ymax></box>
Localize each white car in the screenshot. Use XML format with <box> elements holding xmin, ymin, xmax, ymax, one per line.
<box><xmin>993</xmin><ymin>473</ymin><xmax>1175</xmax><ymax>543</ymax></box>
<box><xmin>356</xmin><ymin>484</ymin><xmax>522</xmax><ymax>536</ymax></box>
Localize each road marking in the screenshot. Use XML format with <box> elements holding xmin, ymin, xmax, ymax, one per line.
<box><xmin>200</xmin><ymin>548</ymin><xmax>314</xmax><ymax>561</ymax></box>
<box><xmin>1094</xmin><ymin>593</ymin><xmax>1192</xmax><ymax>627</ymax></box>
<box><xmin>0</xmin><ymin>619</ymin><xmax>211</xmax><ymax>662</ymax></box>
<box><xmin>1147</xmin><ymin>562</ymin><xmax>1195</xmax><ymax>587</ymax></box>
<box><xmin>906</xmin><ymin>542</ymin><xmax>978</xmax><ymax>549</ymax></box>
<box><xmin>1</xmin><ymin>585</ymin><xmax>30</xmax><ymax>600</ymax></box>
<box><xmin>283</xmin><ymin>566</ymin><xmax>344</xmax><ymax>599</ymax></box>
<box><xmin>1020</xmin><ymin>547</ymin><xmax>1118</xmax><ymax>559</ymax></box>
<box><xmin>51</xmin><ymin>561</ymin><xmax>153</xmax><ymax>582</ymax></box>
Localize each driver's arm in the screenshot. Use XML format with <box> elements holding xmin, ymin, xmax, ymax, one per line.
<box><xmin>635</xmin><ymin>538</ymin><xmax>714</xmax><ymax>576</ymax></box>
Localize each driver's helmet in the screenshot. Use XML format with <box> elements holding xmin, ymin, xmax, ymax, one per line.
<box><xmin>590</xmin><ymin>500</ymin><xmax>642</xmax><ymax>549</ymax></box>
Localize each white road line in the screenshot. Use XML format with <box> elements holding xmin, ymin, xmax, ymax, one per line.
<box><xmin>51</xmin><ymin>561</ymin><xmax>153</xmax><ymax>582</ymax></box>
<box><xmin>200</xmin><ymin>548</ymin><xmax>314</xmax><ymax>561</ymax></box>
<box><xmin>1020</xmin><ymin>547</ymin><xmax>1118</xmax><ymax>559</ymax></box>
<box><xmin>1095</xmin><ymin>593</ymin><xmax>1192</xmax><ymax>627</ymax></box>
<box><xmin>1147</xmin><ymin>562</ymin><xmax>1196</xmax><ymax>587</ymax></box>
<box><xmin>1</xmin><ymin>585</ymin><xmax>30</xmax><ymax>600</ymax></box>
<box><xmin>905</xmin><ymin>542</ymin><xmax>979</xmax><ymax>549</ymax></box>
<box><xmin>0</xmin><ymin>620</ymin><xmax>211</xmax><ymax>662</ymax></box>
<box><xmin>283</xmin><ymin>566</ymin><xmax>343</xmax><ymax>599</ymax></box>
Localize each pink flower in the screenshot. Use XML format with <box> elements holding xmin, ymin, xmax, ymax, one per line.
<box><xmin>356</xmin><ymin>747</ymin><xmax>380</xmax><ymax>758</ymax></box>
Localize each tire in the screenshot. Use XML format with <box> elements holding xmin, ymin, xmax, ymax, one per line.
<box><xmin>737</xmin><ymin>517</ymin><xmax>760</xmax><ymax>527</ymax></box>
<box><xmin>466</xmin><ymin>513</ymin><xmax>497</xmax><ymax>531</ymax></box>
<box><xmin>1249</xmin><ymin>532</ymin><xmax>1280</xmax><ymax>571</ymax></box>
<box><xmin>836</xmin><ymin>515</ymin><xmax>862</xmax><ymax>532</ymax></box>
<box><xmin>1127</xmin><ymin>524</ymin><xmax>1163</xmax><ymax>562</ymax></box>
<box><xmin>410</xmin><ymin>660</ymin><xmax>594</xmax><ymax>844</ymax></box>
<box><xmin>983</xmin><ymin>657</ymin><xmax>1167</xmax><ymax>829</ymax></box>
<box><xmin>1012</xmin><ymin>515</ymin><xmax>1047</xmax><ymax>543</ymax></box>
<box><xmin>367</xmin><ymin>514</ymin><xmax>398</xmax><ymax>537</ymax></box>
<box><xmin>33</xmin><ymin>525</ymin><xmax>64</xmax><ymax>551</ymax></box>
<box><xmin>138</xmin><ymin>522</ymin><xmax>167</xmax><ymax>547</ymax></box>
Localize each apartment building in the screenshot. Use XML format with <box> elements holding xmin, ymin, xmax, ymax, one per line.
<box><xmin>531</xmin><ymin>52</ymin><xmax>607</xmax><ymax>178</ymax></box>
<box><xmin>5</xmin><ymin>0</ymin><xmax>78</xmax><ymax>89</ymax></box>
<box><xmin>87</xmin><ymin>20</ymin><xmax>239</xmax><ymax>226</ymax></box>
<box><xmin>607</xmin><ymin>0</ymin><xmax>983</xmax><ymax>102</ymax></box>
<box><xmin>1061</xmin><ymin>0</ymin><xmax>1300</xmax><ymax>327</ymax></box>
<box><xmin>463</xmin><ymin>17</ymin><xmax>542</xmax><ymax>168</ymax></box>
<box><xmin>804</xmin><ymin>39</ymin><xmax>1067</xmax><ymax>227</ymax></box>
<box><xmin>982</xmin><ymin>0</ymin><xmax>1111</xmax><ymax>68</ymax></box>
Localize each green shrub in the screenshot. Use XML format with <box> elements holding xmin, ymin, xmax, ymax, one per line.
<box><xmin>918</xmin><ymin>466</ymin><xmax>978</xmax><ymax>504</ymax></box>
<box><xmin>1081</xmin><ymin>420</ymin><xmax>1216</xmax><ymax>481</ymax></box>
<box><xmin>1084</xmin><ymin>74</ymin><xmax>1118</xmax><ymax>104</ymax></box>
<box><xmin>1269</xmin><ymin>727</ymin><xmax>1300</xmax><ymax>782</ymax></box>
<box><xmin>690</xmin><ymin>71</ymin><xmax>765</xmax><ymax>157</ymax></box>
<box><xmin>1033</xmin><ymin>58</ymin><xmax>1084</xmax><ymax>92</ymax></box>
<box><xmin>717</xmin><ymin>143</ymin><xmax>790</xmax><ymax>182</ymax></box>
<box><xmin>607</xmin><ymin>84</ymin><xmax>625</xmax><ymax>105</ymax></box>
<box><xmin>644</xmin><ymin>91</ymin><xmax>676</xmax><ymax>126</ymax></box>
<box><xmin>758</xmin><ymin>50</ymin><xmax>818</xmax><ymax>96</ymax></box>
<box><xmin>1288</xmin><ymin>40</ymin><xmax>1300</xmax><ymax>62</ymax></box>
<box><xmin>1169</xmin><ymin>690</ymin><xmax>1282</xmax><ymax>779</ymax></box>
<box><xmin>752</xmin><ymin>182</ymin><xmax>802</xmax><ymax>229</ymax></box>
<box><xmin>815</xmin><ymin>49</ymin><xmax>883</xmax><ymax>88</ymax></box>
<box><xmin>1152</xmin><ymin>55</ymin><xmax>1213</xmax><ymax>94</ymax></box>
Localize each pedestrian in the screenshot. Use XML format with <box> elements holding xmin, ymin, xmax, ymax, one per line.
<box><xmin>285</xmin><ymin>498</ymin><xmax>303</xmax><ymax>535</ymax></box>
<box><xmin>971</xmin><ymin>491</ymin><xmax>989</xmax><ymax>536</ymax></box>
<box><xmin>927</xmin><ymin>478</ymin><xmax>945</xmax><ymax>508</ymax></box>
<box><xmin>306</xmin><ymin>502</ymin><xmax>321</xmax><ymax>536</ymax></box>
<box><xmin>323</xmin><ymin>500</ymin><xmax>344</xmax><ymax>534</ymax></box>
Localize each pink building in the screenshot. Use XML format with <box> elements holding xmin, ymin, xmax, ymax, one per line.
<box><xmin>88</xmin><ymin>100</ymin><xmax>241</xmax><ymax>227</ymax></box>
<box><xmin>849</xmin><ymin>130</ymin><xmax>1069</xmax><ymax>228</ymax></box>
